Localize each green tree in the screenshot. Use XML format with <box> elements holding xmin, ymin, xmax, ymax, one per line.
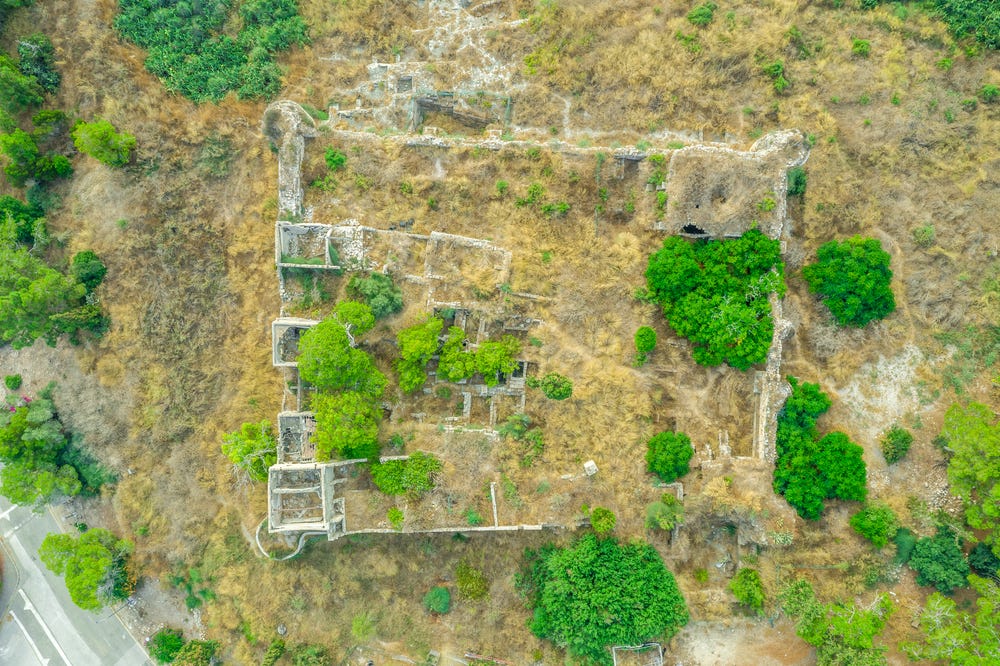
<box><xmin>221</xmin><ymin>419</ymin><xmax>277</xmax><ymax>483</ymax></box>
<box><xmin>475</xmin><ymin>334</ymin><xmax>521</xmax><ymax>386</ymax></box>
<box><xmin>149</xmin><ymin>628</ymin><xmax>185</xmax><ymax>664</ymax></box>
<box><xmin>880</xmin><ymin>426</ymin><xmax>912</xmax><ymax>464</ymax></box>
<box><xmin>297</xmin><ymin>315</ymin><xmax>386</xmax><ymax>396</ymax></box>
<box><xmin>347</xmin><ymin>273</ymin><xmax>403</xmax><ymax>319</ymax></box>
<box><xmin>395</xmin><ymin>315</ymin><xmax>443</xmax><ymax>393</ymax></box>
<box><xmin>173</xmin><ymin>640</ymin><xmax>218</xmax><ymax>666</ymax></box>
<box><xmin>730</xmin><ymin>567</ymin><xmax>764</xmax><ymax>610</ymax></box>
<box><xmin>645</xmin><ymin>493</ymin><xmax>684</xmax><ymax>531</ymax></box>
<box><xmin>0</xmin><ymin>127</ymin><xmax>40</xmax><ymax>186</ymax></box>
<box><xmin>369</xmin><ymin>451</ymin><xmax>442</xmax><ymax>495</ymax></box>
<box><xmin>0</xmin><ymin>53</ymin><xmax>43</xmax><ymax>114</ymax></box>
<box><xmin>332</xmin><ymin>300</ymin><xmax>375</xmax><ymax>339</ymax></box>
<box><xmin>70</xmin><ymin>250</ymin><xmax>107</xmax><ymax>293</ymax></box>
<box><xmin>312</xmin><ymin>391</ymin><xmax>381</xmax><ymax>460</ymax></box>
<box><xmin>589</xmin><ymin>506</ymin><xmax>616</xmax><ymax>534</ymax></box>
<box><xmin>909</xmin><ymin>528</ymin><xmax>970</xmax><ymax>594</ymax></box>
<box><xmin>522</xmin><ymin>534</ymin><xmax>688</xmax><ymax>665</ymax></box>
<box><xmin>902</xmin><ymin>575</ymin><xmax>1000</xmax><ymax>664</ymax></box>
<box><xmin>71</xmin><ymin>119</ymin><xmax>136</xmax><ymax>167</ymax></box>
<box><xmin>969</xmin><ymin>542</ymin><xmax>1000</xmax><ymax>577</ymax></box>
<box><xmin>437</xmin><ymin>326</ymin><xmax>475</xmax><ymax>382</ymax></box>
<box><xmin>645</xmin><ymin>230</ymin><xmax>785</xmax><ymax>370</ymax></box>
<box><xmin>787</xmin><ymin>166</ymin><xmax>807</xmax><ymax>196</ymax></box>
<box><xmin>527</xmin><ymin>372</ymin><xmax>573</xmax><ymax>400</ymax></box>
<box><xmin>423</xmin><ymin>586</ymin><xmax>451</xmax><ymax>613</ymax></box>
<box><xmin>39</xmin><ymin>528</ymin><xmax>133</xmax><ymax>610</ymax></box>
<box><xmin>17</xmin><ymin>33</ymin><xmax>60</xmax><ymax>93</ymax></box>
<box><xmin>942</xmin><ymin>402</ymin><xmax>1000</xmax><ymax>555</ymax></box>
<box><xmin>802</xmin><ymin>236</ymin><xmax>895</xmax><ymax>327</ymax></box>
<box><xmin>645</xmin><ymin>431</ymin><xmax>693</xmax><ymax>483</ymax></box>
<box><xmin>850</xmin><ymin>502</ymin><xmax>899</xmax><ymax>548</ymax></box>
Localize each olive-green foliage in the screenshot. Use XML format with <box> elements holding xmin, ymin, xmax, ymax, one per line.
<box><xmin>645</xmin><ymin>431</ymin><xmax>693</xmax><ymax>483</ymax></box>
<box><xmin>17</xmin><ymin>33</ymin><xmax>59</xmax><ymax>93</ymax></box>
<box><xmin>773</xmin><ymin>377</ymin><xmax>868</xmax><ymax>520</ymax></box>
<box><xmin>369</xmin><ymin>451</ymin><xmax>442</xmax><ymax>495</ymax></box>
<box><xmin>0</xmin><ymin>52</ymin><xmax>42</xmax><ymax>114</ymax></box>
<box><xmin>387</xmin><ymin>506</ymin><xmax>404</xmax><ymax>530</ymax></box>
<box><xmin>149</xmin><ymin>628</ymin><xmax>185</xmax><ymax>664</ymax></box>
<box><xmin>521</xmin><ymin>534</ymin><xmax>688</xmax><ymax>665</ymax></box>
<box><xmin>729</xmin><ymin>567</ymin><xmax>764</xmax><ymax>610</ymax></box>
<box><xmin>893</xmin><ymin>528</ymin><xmax>917</xmax><ymax>564</ymax></box>
<box><xmin>850</xmin><ymin>502</ymin><xmax>899</xmax><ymax>548</ymax></box>
<box><xmin>787</xmin><ymin>166</ymin><xmax>807</xmax><ymax>196</ymax></box>
<box><xmin>395</xmin><ymin>315</ymin><xmax>444</xmax><ymax>393</ymax></box>
<box><xmin>4</xmin><ymin>373</ymin><xmax>21</xmax><ymax>390</ymax></box>
<box><xmin>0</xmin><ymin>194</ymin><xmax>42</xmax><ymax>243</ymax></box>
<box><xmin>261</xmin><ymin>638</ymin><xmax>286</xmax><ymax>666</ymax></box>
<box><xmin>173</xmin><ymin>640</ymin><xmax>218</xmax><ymax>666</ymax></box>
<box><xmin>802</xmin><ymin>236</ymin><xmax>895</xmax><ymax>328</ymax></box>
<box><xmin>589</xmin><ymin>506</ymin><xmax>616</xmax><ymax>534</ymax></box>
<box><xmin>71</xmin><ymin>250</ymin><xmax>107</xmax><ymax>293</ymax></box>
<box><xmin>71</xmin><ymin>119</ymin><xmax>136</xmax><ymax>168</ymax></box>
<box><xmin>527</xmin><ymin>371</ymin><xmax>573</xmax><ymax>400</ymax></box>
<box><xmin>686</xmin><ymin>2</ymin><xmax>716</xmax><ymax>26</ymax></box>
<box><xmin>645</xmin><ymin>493</ymin><xmax>684</xmax><ymax>531</ymax></box>
<box><xmin>312</xmin><ymin>391</ymin><xmax>381</xmax><ymax>461</ymax></box>
<box><xmin>39</xmin><ymin>528</ymin><xmax>132</xmax><ymax>610</ymax></box>
<box><xmin>497</xmin><ymin>413</ymin><xmax>545</xmax><ymax>466</ymax></box>
<box><xmin>634</xmin><ymin>325</ymin><xmax>657</xmax><ymax>354</ymax></box>
<box><xmin>221</xmin><ymin>420</ymin><xmax>277</xmax><ymax>482</ymax></box>
<box><xmin>455</xmin><ymin>560</ymin><xmax>490</xmax><ymax>600</ymax></box>
<box><xmin>423</xmin><ymin>586</ymin><xmax>451</xmax><ymax>613</ymax></box>
<box><xmin>645</xmin><ymin>230</ymin><xmax>785</xmax><ymax>370</ymax></box>
<box><xmin>909</xmin><ymin>528</ymin><xmax>970</xmax><ymax>594</ymax></box>
<box><xmin>0</xmin><ymin>126</ymin><xmax>71</xmax><ymax>187</ymax></box>
<box><xmin>115</xmin><ymin>0</ymin><xmax>308</xmax><ymax>102</ymax></box>
<box><xmin>942</xmin><ymin>402</ymin><xmax>1000</xmax><ymax>556</ymax></box>
<box><xmin>981</xmin><ymin>84</ymin><xmax>1000</xmax><ymax>103</ymax></box>
<box><xmin>880</xmin><ymin>426</ymin><xmax>912</xmax><ymax>464</ymax></box>
<box><xmin>347</xmin><ymin>272</ymin><xmax>403</xmax><ymax>319</ymax></box>
<box><xmin>780</xmin><ymin>579</ymin><xmax>894</xmax><ymax>666</ymax></box>
<box><xmin>969</xmin><ymin>542</ymin><xmax>1000</xmax><ymax>577</ymax></box>
<box><xmin>297</xmin><ymin>307</ymin><xmax>386</xmax><ymax>396</ymax></box>
<box><xmin>903</xmin><ymin>575</ymin><xmax>1000</xmax><ymax>664</ymax></box>
<box><xmin>852</xmin><ymin>38</ymin><xmax>871</xmax><ymax>57</ymax></box>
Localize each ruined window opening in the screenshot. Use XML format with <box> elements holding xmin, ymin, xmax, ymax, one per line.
<box><xmin>682</xmin><ymin>224</ymin><xmax>708</xmax><ymax>235</ymax></box>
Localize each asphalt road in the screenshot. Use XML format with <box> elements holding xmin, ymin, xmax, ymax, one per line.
<box><xmin>0</xmin><ymin>498</ymin><xmax>151</xmax><ymax>666</ymax></box>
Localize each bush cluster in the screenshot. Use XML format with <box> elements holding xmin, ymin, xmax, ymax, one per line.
<box><xmin>909</xmin><ymin>528</ymin><xmax>970</xmax><ymax>594</ymax></box>
<box><xmin>370</xmin><ymin>451</ymin><xmax>442</xmax><ymax>496</ymax></box>
<box><xmin>880</xmin><ymin>426</ymin><xmax>913</xmax><ymax>464</ymax></box>
<box><xmin>850</xmin><ymin>502</ymin><xmax>899</xmax><ymax>548</ymax></box>
<box><xmin>802</xmin><ymin>236</ymin><xmax>895</xmax><ymax>328</ymax></box>
<box><xmin>526</xmin><ymin>371</ymin><xmax>573</xmax><ymax>400</ymax></box>
<box><xmin>729</xmin><ymin>567</ymin><xmax>764</xmax><ymax>610</ymax></box>
<box><xmin>645</xmin><ymin>431</ymin><xmax>693</xmax><ymax>483</ymax></box>
<box><xmin>645</xmin><ymin>229</ymin><xmax>785</xmax><ymax>370</ymax></box>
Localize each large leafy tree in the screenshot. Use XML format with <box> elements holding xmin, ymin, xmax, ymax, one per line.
<box><xmin>908</xmin><ymin>528</ymin><xmax>970</xmax><ymax>594</ymax></box>
<box><xmin>395</xmin><ymin>315</ymin><xmax>444</xmax><ymax>393</ymax></box>
<box><xmin>942</xmin><ymin>402</ymin><xmax>1000</xmax><ymax>555</ymax></box>
<box><xmin>0</xmin><ymin>53</ymin><xmax>42</xmax><ymax>115</ymax></box>
<box><xmin>312</xmin><ymin>391</ymin><xmax>381</xmax><ymax>461</ymax></box>
<box><xmin>39</xmin><ymin>528</ymin><xmax>133</xmax><ymax>610</ymax></box>
<box><xmin>221</xmin><ymin>420</ymin><xmax>277</xmax><ymax>483</ymax></box>
<box><xmin>474</xmin><ymin>335</ymin><xmax>521</xmax><ymax>386</ymax></box>
<box><xmin>297</xmin><ymin>308</ymin><xmax>386</xmax><ymax>397</ymax></box>
<box><xmin>773</xmin><ymin>377</ymin><xmax>867</xmax><ymax>519</ymax></box>
<box><xmin>71</xmin><ymin>119</ymin><xmax>136</xmax><ymax>168</ymax></box>
<box><xmin>903</xmin><ymin>575</ymin><xmax>1000</xmax><ymax>664</ymax></box>
<box><xmin>802</xmin><ymin>236</ymin><xmax>895</xmax><ymax>328</ymax></box>
<box><xmin>522</xmin><ymin>534</ymin><xmax>688</xmax><ymax>665</ymax></box>
<box><xmin>644</xmin><ymin>229</ymin><xmax>785</xmax><ymax>370</ymax></box>
<box><xmin>437</xmin><ymin>326</ymin><xmax>475</xmax><ymax>382</ymax></box>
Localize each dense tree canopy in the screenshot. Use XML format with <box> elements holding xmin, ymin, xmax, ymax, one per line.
<box><xmin>39</xmin><ymin>528</ymin><xmax>133</xmax><ymax>610</ymax></box>
<box><xmin>773</xmin><ymin>377</ymin><xmax>867</xmax><ymax>519</ymax></box>
<box><xmin>645</xmin><ymin>431</ymin><xmax>694</xmax><ymax>483</ymax></box>
<box><xmin>71</xmin><ymin>119</ymin><xmax>136</xmax><ymax>167</ymax></box>
<box><xmin>909</xmin><ymin>528</ymin><xmax>970</xmax><ymax>594</ymax></box>
<box><xmin>942</xmin><ymin>402</ymin><xmax>1000</xmax><ymax>556</ymax></box>
<box><xmin>312</xmin><ymin>391</ymin><xmax>381</xmax><ymax>461</ymax></box>
<box><xmin>297</xmin><ymin>310</ymin><xmax>386</xmax><ymax>396</ymax></box>
<box><xmin>221</xmin><ymin>420</ymin><xmax>277</xmax><ymax>483</ymax></box>
<box><xmin>395</xmin><ymin>315</ymin><xmax>444</xmax><ymax>393</ymax></box>
<box><xmin>644</xmin><ymin>229</ymin><xmax>785</xmax><ymax>370</ymax></box>
<box><xmin>903</xmin><ymin>575</ymin><xmax>1000</xmax><ymax>664</ymax></box>
<box><xmin>802</xmin><ymin>236</ymin><xmax>895</xmax><ymax>327</ymax></box>
<box><xmin>522</xmin><ymin>534</ymin><xmax>688</xmax><ymax>665</ymax></box>
<box><xmin>347</xmin><ymin>272</ymin><xmax>403</xmax><ymax>319</ymax></box>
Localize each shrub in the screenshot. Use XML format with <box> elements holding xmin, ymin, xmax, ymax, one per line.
<box><xmin>527</xmin><ymin>372</ymin><xmax>573</xmax><ymax>400</ymax></box>
<box><xmin>261</xmin><ymin>639</ymin><xmax>286</xmax><ymax>666</ymax></box>
<box><xmin>70</xmin><ymin>250</ymin><xmax>107</xmax><ymax>293</ymax></box>
<box><xmin>347</xmin><ymin>273</ymin><xmax>403</xmax><ymax>319</ymax></box>
<box><xmin>646</xmin><ymin>431</ymin><xmax>693</xmax><ymax>483</ymax></box>
<box><xmin>980</xmin><ymin>84</ymin><xmax>1000</xmax><ymax>103</ymax></box>
<box><xmin>880</xmin><ymin>426</ymin><xmax>913</xmax><ymax>464</ymax></box>
<box><xmin>324</xmin><ymin>147</ymin><xmax>347</xmax><ymax>171</ymax></box>
<box><xmin>634</xmin><ymin>326</ymin><xmax>657</xmax><ymax>354</ymax></box>
<box><xmin>893</xmin><ymin>528</ymin><xmax>917</xmax><ymax>564</ymax></box>
<box><xmin>221</xmin><ymin>420</ymin><xmax>277</xmax><ymax>483</ymax></box>
<box><xmin>852</xmin><ymin>38</ymin><xmax>871</xmax><ymax>57</ymax></box>
<box><xmin>969</xmin><ymin>542</ymin><xmax>1000</xmax><ymax>576</ymax></box>
<box><xmin>370</xmin><ymin>451</ymin><xmax>442</xmax><ymax>496</ymax></box>
<box><xmin>72</xmin><ymin>119</ymin><xmax>136</xmax><ymax>167</ymax></box>
<box><xmin>909</xmin><ymin>528</ymin><xmax>970</xmax><ymax>594</ymax></box>
<box><xmin>387</xmin><ymin>507</ymin><xmax>404</xmax><ymax>531</ymax></box>
<box><xmin>149</xmin><ymin>628</ymin><xmax>185</xmax><ymax>664</ymax></box>
<box><xmin>423</xmin><ymin>586</ymin><xmax>451</xmax><ymax>613</ymax></box>
<box><xmin>645</xmin><ymin>493</ymin><xmax>684</xmax><ymax>531</ymax></box>
<box><xmin>4</xmin><ymin>373</ymin><xmax>21</xmax><ymax>390</ymax></box>
<box><xmin>730</xmin><ymin>568</ymin><xmax>764</xmax><ymax>610</ymax></box>
<box><xmin>0</xmin><ymin>54</ymin><xmax>43</xmax><ymax>114</ymax></box>
<box><xmin>173</xmin><ymin>640</ymin><xmax>218</xmax><ymax>666</ymax></box>
<box><xmin>912</xmin><ymin>224</ymin><xmax>935</xmax><ymax>248</ymax></box>
<box><xmin>787</xmin><ymin>166</ymin><xmax>807</xmax><ymax>196</ymax></box>
<box><xmin>521</xmin><ymin>534</ymin><xmax>688</xmax><ymax>665</ymax></box>
<box><xmin>456</xmin><ymin>560</ymin><xmax>489</xmax><ymax>600</ymax></box>
<box><xmin>17</xmin><ymin>33</ymin><xmax>60</xmax><ymax>93</ymax></box>
<box><xmin>645</xmin><ymin>230</ymin><xmax>785</xmax><ymax>370</ymax></box>
<box><xmin>687</xmin><ymin>2</ymin><xmax>717</xmax><ymax>26</ymax></box>
<box><xmin>802</xmin><ymin>236</ymin><xmax>895</xmax><ymax>327</ymax></box>
<box><xmin>850</xmin><ymin>502</ymin><xmax>899</xmax><ymax>548</ymax></box>
<box><xmin>589</xmin><ymin>506</ymin><xmax>616</xmax><ymax>534</ymax></box>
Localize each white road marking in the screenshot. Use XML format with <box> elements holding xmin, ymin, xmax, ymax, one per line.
<box><xmin>8</xmin><ymin>610</ymin><xmax>51</xmax><ymax>665</ymax></box>
<box><xmin>20</xmin><ymin>589</ymin><xmax>72</xmax><ymax>666</ymax></box>
<box><xmin>0</xmin><ymin>503</ymin><xmax>18</xmax><ymax>520</ymax></box>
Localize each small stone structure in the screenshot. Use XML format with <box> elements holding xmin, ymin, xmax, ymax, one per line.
<box><xmin>271</xmin><ymin>318</ymin><xmax>318</xmax><ymax>367</ymax></box>
<box><xmin>267</xmin><ymin>462</ymin><xmax>345</xmax><ymax>538</ymax></box>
